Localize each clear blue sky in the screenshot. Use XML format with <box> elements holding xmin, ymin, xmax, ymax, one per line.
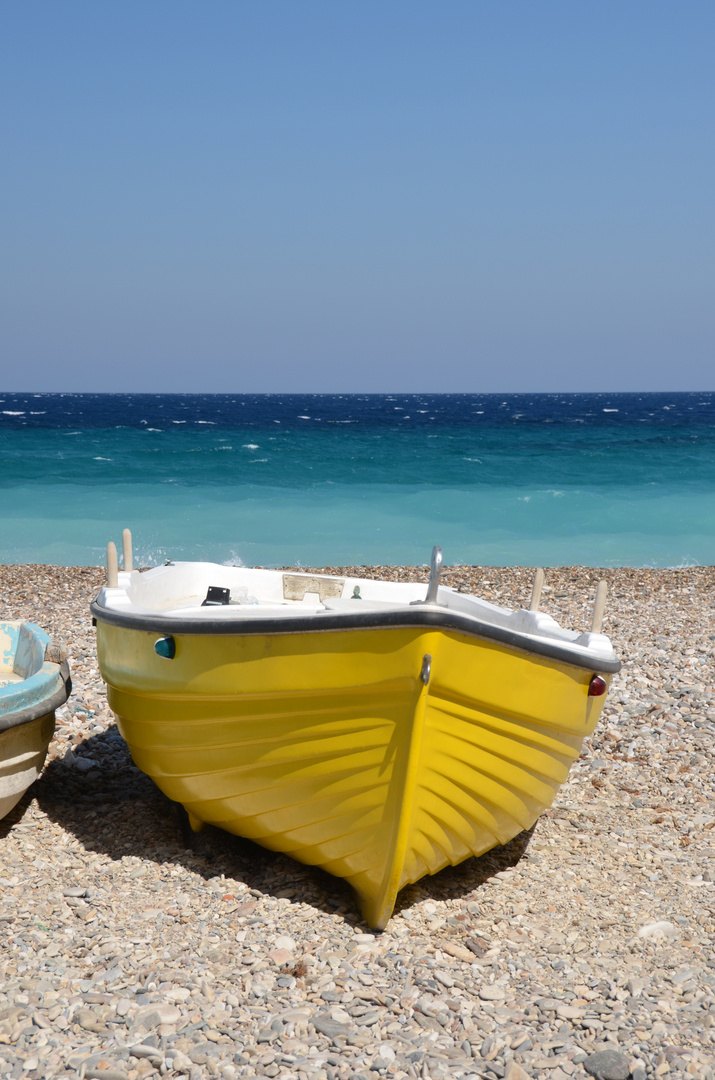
<box><xmin>2</xmin><ymin>1</ymin><xmax>713</xmax><ymax>392</ymax></box>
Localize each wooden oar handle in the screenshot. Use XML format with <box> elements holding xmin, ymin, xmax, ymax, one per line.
<box><xmin>107</xmin><ymin>541</ymin><xmax>118</xmax><ymax>588</ymax></box>
<box><xmin>529</xmin><ymin>568</ymin><xmax>544</xmax><ymax>612</ymax></box>
<box><xmin>122</xmin><ymin>528</ymin><xmax>133</xmax><ymax>572</ymax></box>
<box><xmin>591</xmin><ymin>580</ymin><xmax>608</xmax><ymax>633</ymax></box>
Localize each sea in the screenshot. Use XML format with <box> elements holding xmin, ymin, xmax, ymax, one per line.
<box><xmin>1</xmin><ymin>392</ymin><xmax>714</xmax><ymax>569</ymax></box>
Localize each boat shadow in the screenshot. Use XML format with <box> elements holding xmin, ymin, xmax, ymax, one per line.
<box><xmin>0</xmin><ymin>788</ymin><xmax>39</xmax><ymax>838</ymax></box>
<box><xmin>34</xmin><ymin>724</ymin><xmax>537</xmax><ymax>929</ymax></box>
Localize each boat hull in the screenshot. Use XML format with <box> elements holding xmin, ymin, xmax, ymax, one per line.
<box><xmin>97</xmin><ymin>619</ymin><xmax>611</xmax><ymax>928</ymax></box>
<box><xmin>0</xmin><ymin>711</ymin><xmax>56</xmax><ymax>820</ymax></box>
<box><xmin>1</xmin><ymin>621</ymin><xmax>71</xmax><ymax>822</ymax></box>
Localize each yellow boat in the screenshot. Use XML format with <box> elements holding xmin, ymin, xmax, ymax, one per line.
<box><xmin>92</xmin><ymin>539</ymin><xmax>619</xmax><ymax>928</ymax></box>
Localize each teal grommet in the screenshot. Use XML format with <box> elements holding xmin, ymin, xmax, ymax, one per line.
<box><xmin>154</xmin><ymin>635</ymin><xmax>176</xmax><ymax>659</ymax></box>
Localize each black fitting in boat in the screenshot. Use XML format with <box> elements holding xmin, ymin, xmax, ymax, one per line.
<box><xmin>202</xmin><ymin>586</ymin><xmax>231</xmax><ymax>606</ymax></box>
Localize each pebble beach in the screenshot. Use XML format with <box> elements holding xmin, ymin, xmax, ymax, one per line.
<box><xmin>1</xmin><ymin>563</ymin><xmax>714</xmax><ymax>1080</ymax></box>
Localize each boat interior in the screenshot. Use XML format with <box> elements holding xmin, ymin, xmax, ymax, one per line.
<box><xmin>0</xmin><ymin>621</ymin><xmax>48</xmax><ymax>690</ymax></box>
<box><xmin>98</xmin><ymin>561</ymin><xmax>612</xmax><ymax>657</ymax></box>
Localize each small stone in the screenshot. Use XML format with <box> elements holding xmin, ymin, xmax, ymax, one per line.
<box><xmin>268</xmin><ymin>948</ymin><xmax>294</xmax><ymax>966</ymax></box>
<box><xmin>274</xmin><ymin>934</ymin><xmax>296</xmax><ymax>951</ymax></box>
<box><xmin>442</xmin><ymin>942</ymin><xmax>474</xmax><ymax>963</ymax></box>
<box><xmin>535</xmin><ymin>997</ymin><xmax>562</xmax><ymax>1011</ymax></box>
<box><xmin>74</xmin><ymin>756</ymin><xmax>98</xmax><ymax>772</ymax></box>
<box><xmin>556</xmin><ymin>1004</ymin><xmax>585</xmax><ymax>1019</ymax></box>
<box><xmin>77</xmin><ymin>1009</ymin><xmax>104</xmax><ymax>1032</ymax></box>
<box><xmin>503</xmin><ymin>1064</ymin><xmax>530</xmax><ymax>1080</ymax></box>
<box><xmin>280</xmin><ymin>1007</ymin><xmax>314</xmax><ymax>1022</ymax></box>
<box><xmin>313</xmin><ymin>1015</ymin><xmax>351</xmax><ymax>1039</ymax></box>
<box><xmin>234</xmin><ymin>901</ymin><xmax>256</xmax><ymax>915</ymax></box>
<box><xmin>189</xmin><ymin>1043</ymin><xmax>220</xmax><ymax>1064</ymax></box>
<box><xmin>168</xmin><ymin>1050</ymin><xmax>193</xmax><ymax>1072</ymax></box>
<box><xmin>583</xmin><ymin>1049</ymin><xmax>631</xmax><ymax>1080</ymax></box>
<box><xmin>134</xmin><ymin>1003</ymin><xmax>181</xmax><ymax>1029</ymax></box>
<box><xmin>479</xmin><ymin>984</ymin><xmax>506</xmax><ymax>1001</ymax></box>
<box><xmin>128</xmin><ymin>1044</ymin><xmax>163</xmax><ymax>1064</ymax></box>
<box><xmin>480</xmin><ymin>1035</ymin><xmax>498</xmax><ymax>1059</ymax></box>
<box><xmin>637</xmin><ymin>921</ymin><xmax>679</xmax><ymax>940</ymax></box>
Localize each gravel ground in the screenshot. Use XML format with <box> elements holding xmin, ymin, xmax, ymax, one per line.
<box><xmin>0</xmin><ymin>563</ymin><xmax>714</xmax><ymax>1080</ymax></box>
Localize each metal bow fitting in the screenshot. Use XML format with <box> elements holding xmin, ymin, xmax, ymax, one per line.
<box><xmin>424</xmin><ymin>545</ymin><xmax>443</xmax><ymax>605</ymax></box>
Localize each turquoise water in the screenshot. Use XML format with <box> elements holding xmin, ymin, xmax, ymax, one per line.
<box><xmin>1</xmin><ymin>392</ymin><xmax>714</xmax><ymax>567</ymax></box>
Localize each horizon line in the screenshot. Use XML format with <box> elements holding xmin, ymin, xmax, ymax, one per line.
<box><xmin>2</xmin><ymin>389</ymin><xmax>713</xmax><ymax>398</ymax></box>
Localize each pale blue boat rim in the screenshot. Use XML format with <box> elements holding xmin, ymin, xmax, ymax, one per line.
<box><xmin>0</xmin><ymin>620</ymin><xmax>72</xmax><ymax>732</ymax></box>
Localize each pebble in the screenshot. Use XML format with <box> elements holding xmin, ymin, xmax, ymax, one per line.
<box><xmin>637</xmin><ymin>920</ymin><xmax>679</xmax><ymax>941</ymax></box>
<box><xmin>583</xmin><ymin>1049</ymin><xmax>631</xmax><ymax>1080</ymax></box>
<box><xmin>1</xmin><ymin>563</ymin><xmax>715</xmax><ymax>1080</ymax></box>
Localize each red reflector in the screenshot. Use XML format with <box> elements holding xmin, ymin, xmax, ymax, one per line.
<box><xmin>588</xmin><ymin>675</ymin><xmax>607</xmax><ymax>697</ymax></box>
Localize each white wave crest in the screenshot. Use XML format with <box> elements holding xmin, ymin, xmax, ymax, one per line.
<box><xmin>222</xmin><ymin>550</ymin><xmax>245</xmax><ymax>567</ymax></box>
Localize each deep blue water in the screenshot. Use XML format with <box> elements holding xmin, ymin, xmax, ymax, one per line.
<box><xmin>1</xmin><ymin>392</ymin><xmax>714</xmax><ymax>567</ymax></box>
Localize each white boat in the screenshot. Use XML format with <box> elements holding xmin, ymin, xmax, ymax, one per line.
<box><xmin>0</xmin><ymin>621</ymin><xmax>71</xmax><ymax>820</ymax></box>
